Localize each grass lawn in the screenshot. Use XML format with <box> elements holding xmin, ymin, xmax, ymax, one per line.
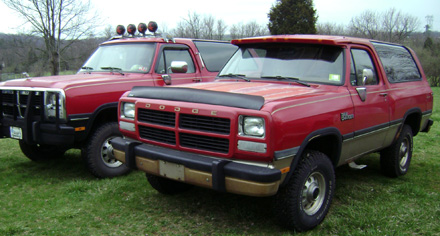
<box><xmin>1</xmin><ymin>88</ymin><xmax>439</xmax><ymax>235</ymax></box>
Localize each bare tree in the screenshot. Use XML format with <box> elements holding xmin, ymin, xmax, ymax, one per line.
<box><xmin>230</xmin><ymin>21</ymin><xmax>269</xmax><ymax>39</ymax></box>
<box><xmin>348</xmin><ymin>8</ymin><xmax>419</xmax><ymax>43</ymax></box>
<box><xmin>349</xmin><ymin>10</ymin><xmax>380</xmax><ymax>39</ymax></box>
<box><xmin>202</xmin><ymin>15</ymin><xmax>215</xmax><ymax>39</ymax></box>
<box><xmin>317</xmin><ymin>22</ymin><xmax>346</xmax><ymax>35</ymax></box>
<box><xmin>215</xmin><ymin>19</ymin><xmax>228</xmax><ymax>40</ymax></box>
<box><xmin>2</xmin><ymin>0</ymin><xmax>100</xmax><ymax>75</ymax></box>
<box><xmin>381</xmin><ymin>8</ymin><xmax>419</xmax><ymax>43</ymax></box>
<box><xmin>184</xmin><ymin>11</ymin><xmax>203</xmax><ymax>39</ymax></box>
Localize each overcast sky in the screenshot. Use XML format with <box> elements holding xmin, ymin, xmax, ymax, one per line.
<box><xmin>0</xmin><ymin>0</ymin><xmax>439</xmax><ymax>35</ymax></box>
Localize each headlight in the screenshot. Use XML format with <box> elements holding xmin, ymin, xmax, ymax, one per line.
<box><xmin>121</xmin><ymin>102</ymin><xmax>135</xmax><ymax>119</ymax></box>
<box><xmin>44</xmin><ymin>91</ymin><xmax>66</xmax><ymax>120</ymax></box>
<box><xmin>239</xmin><ymin>116</ymin><xmax>265</xmax><ymax>137</ymax></box>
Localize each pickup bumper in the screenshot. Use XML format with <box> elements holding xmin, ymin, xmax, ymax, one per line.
<box><xmin>0</xmin><ymin>119</ymin><xmax>74</xmax><ymax>145</ymax></box>
<box><xmin>110</xmin><ymin>137</ymin><xmax>282</xmax><ymax>197</ymax></box>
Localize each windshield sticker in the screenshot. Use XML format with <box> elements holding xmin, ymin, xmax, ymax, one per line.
<box><xmin>329</xmin><ymin>74</ymin><xmax>341</xmax><ymax>82</ymax></box>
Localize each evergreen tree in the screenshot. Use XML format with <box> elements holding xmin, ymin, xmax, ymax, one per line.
<box><xmin>268</xmin><ymin>0</ymin><xmax>317</xmax><ymax>35</ymax></box>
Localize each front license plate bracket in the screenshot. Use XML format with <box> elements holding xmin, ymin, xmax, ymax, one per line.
<box><xmin>159</xmin><ymin>160</ymin><xmax>185</xmax><ymax>181</ymax></box>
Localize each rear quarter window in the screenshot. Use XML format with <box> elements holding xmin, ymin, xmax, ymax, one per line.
<box><xmin>194</xmin><ymin>41</ymin><xmax>238</xmax><ymax>72</ymax></box>
<box><xmin>372</xmin><ymin>42</ymin><xmax>421</xmax><ymax>83</ymax></box>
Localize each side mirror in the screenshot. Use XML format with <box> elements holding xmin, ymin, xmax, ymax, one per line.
<box><xmin>170</xmin><ymin>61</ymin><xmax>188</xmax><ymax>73</ymax></box>
<box><xmin>362</xmin><ymin>69</ymin><xmax>375</xmax><ymax>85</ymax></box>
<box><xmin>162</xmin><ymin>74</ymin><xmax>171</xmax><ymax>85</ymax></box>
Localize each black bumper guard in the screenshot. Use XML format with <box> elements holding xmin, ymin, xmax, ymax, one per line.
<box><xmin>110</xmin><ymin>137</ymin><xmax>281</xmax><ymax>192</ymax></box>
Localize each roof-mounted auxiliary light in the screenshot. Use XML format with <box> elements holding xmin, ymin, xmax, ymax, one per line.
<box><xmin>111</xmin><ymin>21</ymin><xmax>174</xmax><ymax>42</ymax></box>
<box><xmin>127</xmin><ymin>24</ymin><xmax>137</xmax><ymax>36</ymax></box>
<box><xmin>116</xmin><ymin>25</ymin><xmax>126</xmax><ymax>35</ymax></box>
<box><xmin>138</xmin><ymin>23</ymin><xmax>147</xmax><ymax>36</ymax></box>
<box><xmin>148</xmin><ymin>21</ymin><xmax>158</xmax><ymax>33</ymax></box>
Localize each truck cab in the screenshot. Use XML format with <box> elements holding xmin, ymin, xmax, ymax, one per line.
<box><xmin>0</xmin><ymin>22</ymin><xmax>237</xmax><ymax>178</ymax></box>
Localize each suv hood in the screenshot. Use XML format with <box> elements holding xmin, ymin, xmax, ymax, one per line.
<box><xmin>178</xmin><ymin>81</ymin><xmax>318</xmax><ymax>101</ymax></box>
<box><xmin>128</xmin><ymin>81</ymin><xmax>327</xmax><ymax>111</ymax></box>
<box><xmin>0</xmin><ymin>73</ymin><xmax>128</xmax><ymax>90</ymax></box>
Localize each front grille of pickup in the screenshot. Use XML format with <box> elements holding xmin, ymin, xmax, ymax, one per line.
<box><xmin>180</xmin><ymin>113</ymin><xmax>230</xmax><ymax>134</ymax></box>
<box><xmin>138</xmin><ymin>125</ymin><xmax>176</xmax><ymax>145</ymax></box>
<box><xmin>1</xmin><ymin>90</ymin><xmax>43</xmax><ymax>118</ymax></box>
<box><xmin>137</xmin><ymin>108</ymin><xmax>231</xmax><ymax>154</ymax></box>
<box><xmin>180</xmin><ymin>133</ymin><xmax>229</xmax><ymax>153</ymax></box>
<box><xmin>138</xmin><ymin>109</ymin><xmax>175</xmax><ymax>127</ymax></box>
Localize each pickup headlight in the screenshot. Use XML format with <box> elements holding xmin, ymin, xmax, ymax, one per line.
<box><xmin>44</xmin><ymin>91</ymin><xmax>66</xmax><ymax>121</ymax></box>
<box><xmin>239</xmin><ymin>116</ymin><xmax>265</xmax><ymax>137</ymax></box>
<box><xmin>121</xmin><ymin>102</ymin><xmax>135</xmax><ymax>119</ymax></box>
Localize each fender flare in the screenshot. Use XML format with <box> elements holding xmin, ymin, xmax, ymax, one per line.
<box><xmin>280</xmin><ymin>127</ymin><xmax>343</xmax><ymax>187</ymax></box>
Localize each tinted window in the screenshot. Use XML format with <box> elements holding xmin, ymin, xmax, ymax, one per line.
<box><xmin>194</xmin><ymin>41</ymin><xmax>238</xmax><ymax>72</ymax></box>
<box><xmin>372</xmin><ymin>42</ymin><xmax>421</xmax><ymax>83</ymax></box>
<box><xmin>156</xmin><ymin>48</ymin><xmax>195</xmax><ymax>74</ymax></box>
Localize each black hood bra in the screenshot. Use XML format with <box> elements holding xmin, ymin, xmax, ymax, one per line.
<box><xmin>128</xmin><ymin>86</ymin><xmax>265</xmax><ymax>110</ymax></box>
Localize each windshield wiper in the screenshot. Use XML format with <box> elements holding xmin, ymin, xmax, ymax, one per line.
<box><xmin>101</xmin><ymin>67</ymin><xmax>124</xmax><ymax>75</ymax></box>
<box><xmin>218</xmin><ymin>73</ymin><xmax>250</xmax><ymax>82</ymax></box>
<box><xmin>261</xmin><ymin>76</ymin><xmax>310</xmax><ymax>87</ymax></box>
<box><xmin>80</xmin><ymin>66</ymin><xmax>93</xmax><ymax>74</ymax></box>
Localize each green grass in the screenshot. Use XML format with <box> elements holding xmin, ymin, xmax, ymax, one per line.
<box><xmin>1</xmin><ymin>88</ymin><xmax>439</xmax><ymax>235</ymax></box>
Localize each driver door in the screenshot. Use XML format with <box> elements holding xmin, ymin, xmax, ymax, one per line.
<box><xmin>347</xmin><ymin>46</ymin><xmax>390</xmax><ymax>157</ymax></box>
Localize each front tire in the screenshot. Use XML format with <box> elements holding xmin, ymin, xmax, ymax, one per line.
<box><xmin>273</xmin><ymin>150</ymin><xmax>335</xmax><ymax>232</ymax></box>
<box><xmin>19</xmin><ymin>141</ymin><xmax>66</xmax><ymax>161</ymax></box>
<box><xmin>82</xmin><ymin>122</ymin><xmax>130</xmax><ymax>178</ymax></box>
<box><xmin>146</xmin><ymin>174</ymin><xmax>193</xmax><ymax>195</ymax></box>
<box><xmin>380</xmin><ymin>124</ymin><xmax>413</xmax><ymax>177</ymax></box>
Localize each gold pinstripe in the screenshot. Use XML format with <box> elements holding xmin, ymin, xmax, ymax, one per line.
<box><xmin>271</xmin><ymin>85</ymin><xmax>428</xmax><ymax>115</ymax></box>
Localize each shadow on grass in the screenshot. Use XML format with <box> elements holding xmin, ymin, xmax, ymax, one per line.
<box><xmin>6</xmin><ymin>149</ymin><xmax>97</xmax><ymax>181</ymax></box>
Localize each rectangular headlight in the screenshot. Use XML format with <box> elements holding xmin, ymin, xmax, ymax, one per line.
<box><xmin>44</xmin><ymin>91</ymin><xmax>66</xmax><ymax>120</ymax></box>
<box><xmin>239</xmin><ymin>115</ymin><xmax>265</xmax><ymax>137</ymax></box>
<box><xmin>121</xmin><ymin>102</ymin><xmax>135</xmax><ymax>119</ymax></box>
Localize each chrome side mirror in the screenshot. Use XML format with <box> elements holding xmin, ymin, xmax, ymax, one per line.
<box><xmin>170</xmin><ymin>61</ymin><xmax>188</xmax><ymax>73</ymax></box>
<box><xmin>362</xmin><ymin>69</ymin><xmax>375</xmax><ymax>85</ymax></box>
<box><xmin>162</xmin><ymin>74</ymin><xmax>171</xmax><ymax>85</ymax></box>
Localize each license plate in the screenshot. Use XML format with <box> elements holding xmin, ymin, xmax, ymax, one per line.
<box><xmin>10</xmin><ymin>126</ymin><xmax>23</xmax><ymax>140</ymax></box>
<box><xmin>159</xmin><ymin>160</ymin><xmax>185</xmax><ymax>181</ymax></box>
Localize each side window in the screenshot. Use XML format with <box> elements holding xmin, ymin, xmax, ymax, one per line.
<box><xmin>156</xmin><ymin>48</ymin><xmax>196</xmax><ymax>74</ymax></box>
<box><xmin>350</xmin><ymin>49</ymin><xmax>378</xmax><ymax>86</ymax></box>
<box><xmin>193</xmin><ymin>41</ymin><xmax>238</xmax><ymax>72</ymax></box>
<box><xmin>372</xmin><ymin>43</ymin><xmax>421</xmax><ymax>83</ymax></box>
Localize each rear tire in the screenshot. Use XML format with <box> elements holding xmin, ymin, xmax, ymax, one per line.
<box><xmin>146</xmin><ymin>174</ymin><xmax>193</xmax><ymax>195</ymax></box>
<box><xmin>273</xmin><ymin>150</ymin><xmax>335</xmax><ymax>232</ymax></box>
<box><xmin>380</xmin><ymin>124</ymin><xmax>413</xmax><ymax>177</ymax></box>
<box><xmin>82</xmin><ymin>122</ymin><xmax>130</xmax><ymax>178</ymax></box>
<box><xmin>19</xmin><ymin>140</ymin><xmax>65</xmax><ymax>161</ymax></box>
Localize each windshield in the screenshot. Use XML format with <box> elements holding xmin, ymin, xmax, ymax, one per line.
<box><xmin>219</xmin><ymin>43</ymin><xmax>345</xmax><ymax>85</ymax></box>
<box><xmin>79</xmin><ymin>43</ymin><xmax>156</xmax><ymax>73</ymax></box>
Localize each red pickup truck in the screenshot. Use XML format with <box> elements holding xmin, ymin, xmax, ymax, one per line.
<box><xmin>0</xmin><ymin>23</ymin><xmax>237</xmax><ymax>178</ymax></box>
<box><xmin>111</xmin><ymin>35</ymin><xmax>433</xmax><ymax>231</ymax></box>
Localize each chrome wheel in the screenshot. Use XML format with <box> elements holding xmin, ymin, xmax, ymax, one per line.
<box><xmin>399</xmin><ymin>138</ymin><xmax>409</xmax><ymax>171</ymax></box>
<box><xmin>302</xmin><ymin>171</ymin><xmax>326</xmax><ymax>215</ymax></box>
<box><xmin>101</xmin><ymin>137</ymin><xmax>123</xmax><ymax>168</ymax></box>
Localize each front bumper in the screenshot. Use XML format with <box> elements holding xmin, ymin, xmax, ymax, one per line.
<box><xmin>110</xmin><ymin>137</ymin><xmax>282</xmax><ymax>197</ymax></box>
<box><xmin>0</xmin><ymin>119</ymin><xmax>74</xmax><ymax>145</ymax></box>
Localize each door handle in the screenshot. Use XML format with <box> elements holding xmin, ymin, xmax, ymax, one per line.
<box><xmin>379</xmin><ymin>93</ymin><xmax>388</xmax><ymax>97</ymax></box>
